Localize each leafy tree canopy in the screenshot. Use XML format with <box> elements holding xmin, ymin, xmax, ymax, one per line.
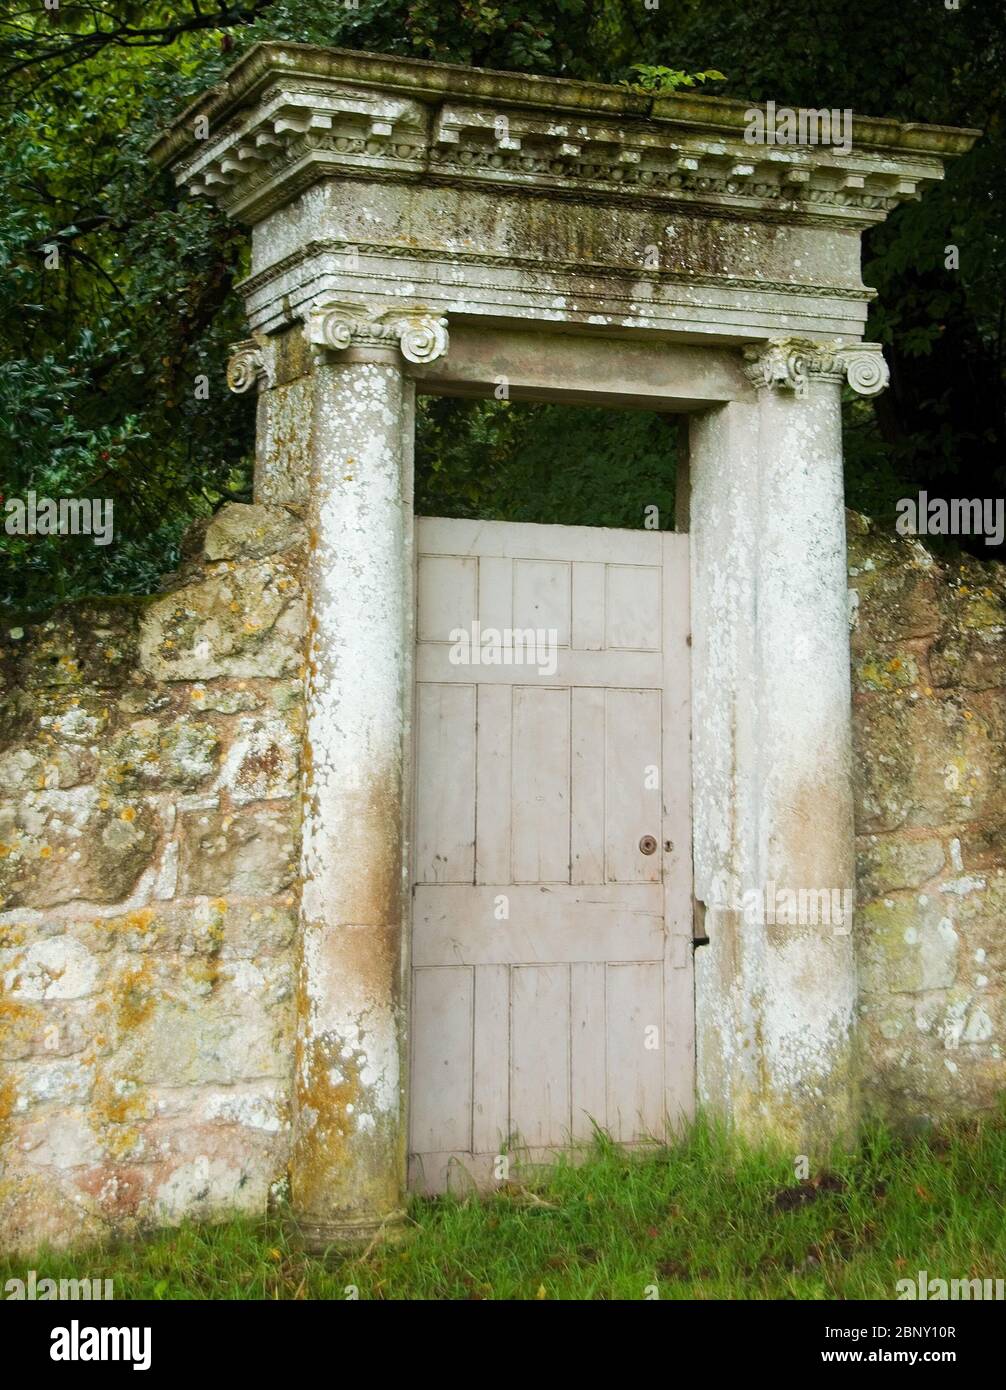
<box><xmin>0</xmin><ymin>0</ymin><xmax>1002</xmax><ymax>616</ymax></box>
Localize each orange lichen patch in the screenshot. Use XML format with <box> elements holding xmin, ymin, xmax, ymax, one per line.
<box><xmin>89</xmin><ymin>1070</ymin><xmax>149</xmax><ymax>1158</ymax></box>
<box><xmin>186</xmin><ymin>956</ymin><xmax>222</xmax><ymax>991</ymax></box>
<box><xmin>39</xmin><ymin>846</ymin><xmax>53</xmax><ymax>859</ymax></box>
<box><xmin>120</xmin><ymin>807</ymin><xmax>136</xmax><ymax>823</ymax></box>
<box><xmin>0</xmin><ymin>1073</ymin><xmax>16</xmax><ymax>1144</ymax></box>
<box><xmin>0</xmin><ymin>993</ymin><xmax>43</xmax><ymax>1054</ymax></box>
<box><xmin>289</xmin><ymin>1034</ymin><xmax>364</xmax><ymax>1210</ymax></box>
<box><xmin>113</xmin><ymin>960</ymin><xmax>158</xmax><ymax>1032</ymax></box>
<box><xmin>98</xmin><ymin>907</ymin><xmax>157</xmax><ymax>943</ymax></box>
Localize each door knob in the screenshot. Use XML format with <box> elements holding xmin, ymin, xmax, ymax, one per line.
<box><xmin>639</xmin><ymin>835</ymin><xmax>657</xmax><ymax>855</ymax></box>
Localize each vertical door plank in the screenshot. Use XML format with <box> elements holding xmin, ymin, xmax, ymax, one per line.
<box><xmin>511</xmin><ymin>964</ymin><xmax>571</xmax><ymax>1148</ymax></box>
<box><xmin>418</xmin><ymin>554</ymin><xmax>478</xmax><ymax>642</ymax></box>
<box><xmin>605</xmin><ymin>961</ymin><xmax>665</xmax><ymax>1142</ymax></box>
<box><xmin>604</xmin><ymin>688</ymin><xmax>662</xmax><ymax>883</ymax></box>
<box><xmin>663</xmin><ymin>955</ymin><xmax>696</xmax><ymax>1132</ymax></box>
<box><xmin>662</xmin><ymin>533</ymin><xmax>696</xmax><ymax>1129</ymax></box>
<box><xmin>410</xmin><ymin>966</ymin><xmax>474</xmax><ymax>1154</ymax></box>
<box><xmin>605</xmin><ymin>563</ymin><xmax>661</xmax><ymax>650</ymax></box>
<box><xmin>570</xmin><ymin>686</ymin><xmax>605</xmax><ymax>885</ymax></box>
<box><xmin>661</xmin><ymin>533</ymin><xmax>693</xmax><ymax>933</ymax></box>
<box><xmin>415</xmin><ymin>683</ymin><xmax>476</xmax><ymax>883</ymax></box>
<box><xmin>478</xmin><ymin>555</ymin><xmax>513</xmax><ymax>636</ymax></box>
<box><xmin>511</xmin><ymin>686</ymin><xmax>571</xmax><ymax>884</ymax></box>
<box><xmin>472</xmin><ymin>963</ymin><xmax>510</xmax><ymax>1156</ymax></box>
<box><xmin>570</xmin><ymin>961</ymin><xmax>607</xmax><ymax>1140</ymax></box>
<box><xmin>475</xmin><ymin>684</ymin><xmax>512</xmax><ymax>885</ymax></box>
<box><xmin>571</xmin><ymin>561</ymin><xmax>605</xmax><ymax>650</ymax></box>
<box><xmin>513</xmin><ymin>558</ymin><xmax>571</xmax><ymax>646</ymax></box>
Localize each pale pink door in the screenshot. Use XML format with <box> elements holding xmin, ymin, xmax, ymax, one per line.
<box><xmin>409</xmin><ymin>516</ymin><xmax>693</xmax><ymax>1192</ymax></box>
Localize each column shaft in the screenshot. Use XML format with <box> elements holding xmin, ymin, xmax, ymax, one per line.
<box><xmin>754</xmin><ymin>374</ymin><xmax>858</xmax><ymax>1147</ymax></box>
<box><xmin>290</xmin><ymin>352</ymin><xmax>414</xmax><ymax>1247</ymax></box>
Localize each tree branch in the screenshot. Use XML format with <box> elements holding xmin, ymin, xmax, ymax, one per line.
<box><xmin>0</xmin><ymin>0</ymin><xmax>275</xmax><ymax>85</ymax></box>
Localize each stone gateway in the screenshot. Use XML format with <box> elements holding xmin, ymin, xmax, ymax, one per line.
<box><xmin>1</xmin><ymin>45</ymin><xmax>996</xmax><ymax>1256</ymax></box>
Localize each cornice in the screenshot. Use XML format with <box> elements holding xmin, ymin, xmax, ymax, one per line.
<box><xmin>150</xmin><ymin>44</ymin><xmax>980</xmax><ymax>231</ymax></box>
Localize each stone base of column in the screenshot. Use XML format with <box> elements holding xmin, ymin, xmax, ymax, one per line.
<box><xmin>292</xmin><ymin>1209</ymin><xmax>410</xmax><ymax>1254</ymax></box>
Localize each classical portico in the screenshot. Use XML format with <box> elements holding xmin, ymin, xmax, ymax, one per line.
<box><xmin>151</xmin><ymin>44</ymin><xmax>974</xmax><ymax>1247</ymax></box>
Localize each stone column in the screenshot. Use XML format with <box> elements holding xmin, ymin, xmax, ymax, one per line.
<box><xmin>748</xmin><ymin>339</ymin><xmax>888</xmax><ymax>1147</ymax></box>
<box><xmin>282</xmin><ymin>302</ymin><xmax>448</xmax><ymax>1248</ymax></box>
<box><xmin>691</xmin><ymin>338</ymin><xmax>888</xmax><ymax>1152</ymax></box>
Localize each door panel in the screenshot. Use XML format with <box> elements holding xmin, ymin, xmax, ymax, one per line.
<box><xmin>409</xmin><ymin>517</ymin><xmax>692</xmax><ymax>1193</ymax></box>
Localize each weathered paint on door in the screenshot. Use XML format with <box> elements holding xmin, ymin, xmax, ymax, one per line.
<box><xmin>409</xmin><ymin>517</ymin><xmax>693</xmax><ymax>1192</ymax></box>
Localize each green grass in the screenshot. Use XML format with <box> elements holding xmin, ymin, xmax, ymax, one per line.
<box><xmin>5</xmin><ymin>1117</ymin><xmax>1006</xmax><ymax>1300</ymax></box>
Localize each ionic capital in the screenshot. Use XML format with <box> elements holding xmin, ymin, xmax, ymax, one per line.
<box><xmin>743</xmin><ymin>338</ymin><xmax>889</xmax><ymax>398</ymax></box>
<box><xmin>226</xmin><ymin>338</ymin><xmax>275</xmax><ymax>393</ymax></box>
<box><xmin>305</xmin><ymin>300</ymin><xmax>449</xmax><ymax>365</ymax></box>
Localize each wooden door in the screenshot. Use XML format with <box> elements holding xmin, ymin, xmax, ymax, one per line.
<box><xmin>409</xmin><ymin>517</ymin><xmax>692</xmax><ymax>1192</ymax></box>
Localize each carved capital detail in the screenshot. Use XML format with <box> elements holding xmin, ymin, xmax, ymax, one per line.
<box><xmin>305</xmin><ymin>300</ymin><xmax>449</xmax><ymax>365</ymax></box>
<box><xmin>837</xmin><ymin>343</ymin><xmax>890</xmax><ymax>396</ymax></box>
<box><xmin>743</xmin><ymin>338</ymin><xmax>889</xmax><ymax>398</ymax></box>
<box><xmin>226</xmin><ymin>338</ymin><xmax>275</xmax><ymax>393</ymax></box>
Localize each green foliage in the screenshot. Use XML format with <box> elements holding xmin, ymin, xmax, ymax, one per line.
<box><xmin>623</xmin><ymin>63</ymin><xmax>725</xmax><ymax>94</ymax></box>
<box><xmin>416</xmin><ymin>399</ymin><xmax>676</xmax><ymax>529</ymax></box>
<box><xmin>0</xmin><ymin>6</ymin><xmax>257</xmax><ymax>617</ymax></box>
<box><xmin>0</xmin><ymin>0</ymin><xmax>1002</xmax><ymax>617</ymax></box>
<box><xmin>648</xmin><ymin>0</ymin><xmax>1005</xmax><ymax>543</ymax></box>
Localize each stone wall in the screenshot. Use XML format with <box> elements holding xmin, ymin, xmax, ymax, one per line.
<box><xmin>849</xmin><ymin>512</ymin><xmax>1006</xmax><ymax>1124</ymax></box>
<box><xmin>0</xmin><ymin>504</ymin><xmax>305</xmax><ymax>1253</ymax></box>
<box><xmin>1</xmin><ymin>499</ymin><xmax>1004</xmax><ymax>1254</ymax></box>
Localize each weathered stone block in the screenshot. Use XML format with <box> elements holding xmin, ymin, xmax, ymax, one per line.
<box><xmin>929</xmin><ymin>627</ymin><xmax>1006</xmax><ymax>690</ymax></box>
<box><xmin>854</xmin><ymin>692</ymin><xmax>1006</xmax><ymax>833</ymax></box>
<box><xmin>0</xmin><ymin>791</ymin><xmax>159</xmax><ymax>909</ymax></box>
<box><xmin>202</xmin><ymin>502</ymin><xmax>304</xmax><ymax>562</ymax></box>
<box><xmin>15</xmin><ymin>1107</ymin><xmax>104</xmax><ymax>1171</ymax></box>
<box><xmin>139</xmin><ymin>560</ymin><xmax>305</xmax><ymax>681</ymax></box>
<box><xmin>177</xmin><ymin>806</ymin><xmax>297</xmax><ymax>896</ymax></box>
<box><xmin>218</xmin><ymin>715</ymin><xmax>300</xmax><ymax>804</ymax></box>
<box><xmin>850</xmin><ymin>553</ymin><xmax>942</xmax><ymax>644</ymax></box>
<box><xmin>853</xmin><ymin>648</ymin><xmax>920</xmax><ymax>692</ymax></box>
<box><xmin>101</xmin><ymin>716</ymin><xmax>220</xmax><ymax>791</ymax></box>
<box><xmin>11</xmin><ymin>600</ymin><xmax>143</xmax><ymax>693</ymax></box>
<box><xmin>856</xmin><ymin>835</ymin><xmax>945</xmax><ymax>896</ymax></box>
<box><xmin>104</xmin><ymin>952</ymin><xmax>293</xmax><ymax>1087</ymax></box>
<box><xmin>859</xmin><ymin>892</ymin><xmax>960</xmax><ymax>995</ymax></box>
<box><xmin>0</xmin><ymin>743</ymin><xmax>96</xmax><ymax>795</ymax></box>
<box><xmin>0</xmin><ymin>935</ymin><xmax>102</xmax><ymax>1003</ymax></box>
<box><xmin>944</xmin><ymin>560</ymin><xmax>1006</xmax><ymax>631</ymax></box>
<box><xmin>187</xmin><ymin>682</ymin><xmax>262</xmax><ymax>714</ymax></box>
